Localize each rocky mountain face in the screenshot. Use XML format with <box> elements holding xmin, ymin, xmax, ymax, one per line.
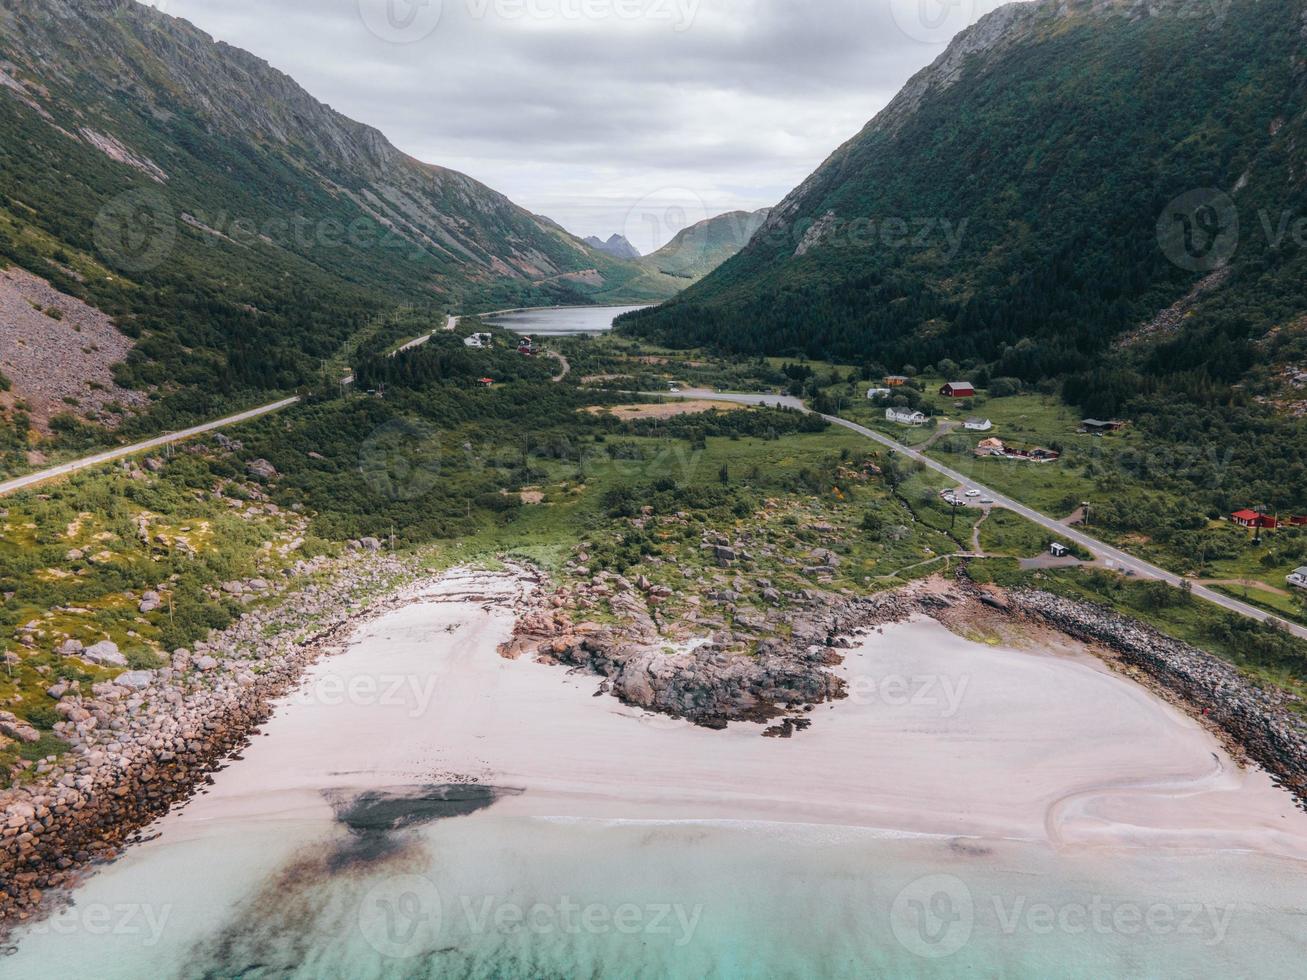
<box><xmin>0</xmin><ymin>0</ymin><xmax>621</xmax><ymax>290</ymax></box>
<box><xmin>0</xmin><ymin>0</ymin><xmax>664</xmax><ymax>449</ymax></box>
<box><xmin>624</xmin><ymin>0</ymin><xmax>1307</xmax><ymax>400</ymax></box>
<box><xmin>584</xmin><ymin>234</ymin><xmax>643</xmax><ymax>261</ymax></box>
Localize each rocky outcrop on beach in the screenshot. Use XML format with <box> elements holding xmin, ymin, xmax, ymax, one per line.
<box><xmin>502</xmin><ymin>571</ymin><xmax>949</xmax><ymax>728</ymax></box>
<box><xmin>1006</xmin><ymin>588</ymin><xmax>1307</xmax><ymax>805</ymax></box>
<box><xmin>0</xmin><ymin>553</ymin><xmax>421</xmax><ymax>933</ymax></box>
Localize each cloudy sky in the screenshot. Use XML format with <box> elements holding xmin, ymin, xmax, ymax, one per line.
<box><xmin>144</xmin><ymin>0</ymin><xmax>1006</xmax><ymax>251</ymax></box>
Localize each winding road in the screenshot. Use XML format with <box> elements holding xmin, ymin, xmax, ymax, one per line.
<box><xmin>3</xmin><ymin>366</ymin><xmax>1302</xmax><ymax>640</ymax></box>
<box><xmin>651</xmin><ymin>389</ymin><xmax>1307</xmax><ymax>640</ymax></box>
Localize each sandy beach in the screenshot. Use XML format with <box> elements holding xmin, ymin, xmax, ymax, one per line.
<box><xmin>9</xmin><ymin>567</ymin><xmax>1307</xmax><ymax>977</ymax></box>
<box><xmin>146</xmin><ymin>567</ymin><xmax>1307</xmax><ymax>853</ymax></box>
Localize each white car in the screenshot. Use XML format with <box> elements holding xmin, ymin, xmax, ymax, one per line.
<box><xmin>980</xmin><ymin>496</ymin><xmax>995</xmax><ymax>505</ymax></box>
<box><xmin>965</xmin><ymin>489</ymin><xmax>981</xmax><ymax>498</ymax></box>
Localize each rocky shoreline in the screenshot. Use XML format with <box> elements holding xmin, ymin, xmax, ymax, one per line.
<box><xmin>501</xmin><ymin>571</ymin><xmax>960</xmax><ymax>729</ymax></box>
<box><xmin>0</xmin><ymin>552</ymin><xmax>425</xmax><ymax>939</ymax></box>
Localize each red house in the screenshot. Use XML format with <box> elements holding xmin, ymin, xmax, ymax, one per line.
<box><xmin>940</xmin><ymin>382</ymin><xmax>976</xmax><ymax>398</ymax></box>
<box><xmin>1231</xmin><ymin>509</ymin><xmax>1277</xmax><ymax>529</ymax></box>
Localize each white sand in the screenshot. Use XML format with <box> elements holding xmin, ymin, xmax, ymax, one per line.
<box><xmin>163</xmin><ymin>568</ymin><xmax>1307</xmax><ymax>859</ymax></box>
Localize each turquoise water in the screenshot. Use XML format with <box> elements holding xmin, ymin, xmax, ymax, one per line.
<box><xmin>9</xmin><ymin>814</ymin><xmax>1306</xmax><ymax>978</ymax></box>
<box><xmin>484</xmin><ymin>305</ymin><xmax>648</xmax><ymax>336</ymax></box>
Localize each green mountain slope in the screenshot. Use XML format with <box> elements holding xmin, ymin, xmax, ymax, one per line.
<box><xmin>0</xmin><ymin>0</ymin><xmax>651</xmax><ymax>446</ymax></box>
<box><xmin>591</xmin><ymin>208</ymin><xmax>770</xmax><ymax>301</ymax></box>
<box><xmin>623</xmin><ymin>0</ymin><xmax>1307</xmax><ymax>404</ymax></box>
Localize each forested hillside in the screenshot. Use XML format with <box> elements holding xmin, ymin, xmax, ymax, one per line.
<box><xmin>623</xmin><ymin>0</ymin><xmax>1307</xmax><ymax>425</ymax></box>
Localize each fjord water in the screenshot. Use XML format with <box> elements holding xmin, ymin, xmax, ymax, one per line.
<box><xmin>484</xmin><ymin>305</ymin><xmax>648</xmax><ymax>336</ymax></box>
<box><xmin>8</xmin><ymin>571</ymin><xmax>1307</xmax><ymax>978</ymax></box>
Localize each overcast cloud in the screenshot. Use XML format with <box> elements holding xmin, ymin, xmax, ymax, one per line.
<box><xmin>143</xmin><ymin>0</ymin><xmax>1008</xmax><ymax>251</ymax></box>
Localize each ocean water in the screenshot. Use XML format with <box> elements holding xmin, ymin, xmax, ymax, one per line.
<box><xmin>8</xmin><ymin>815</ymin><xmax>1307</xmax><ymax>978</ymax></box>
<box><xmin>483</xmin><ymin>305</ymin><xmax>648</xmax><ymax>336</ymax></box>
<box><xmin>6</xmin><ymin>575</ymin><xmax>1306</xmax><ymax>978</ymax></box>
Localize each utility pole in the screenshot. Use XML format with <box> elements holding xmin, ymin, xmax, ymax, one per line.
<box><xmin>1081</xmin><ymin>500</ymin><xmax>1091</xmax><ymax>528</ymax></box>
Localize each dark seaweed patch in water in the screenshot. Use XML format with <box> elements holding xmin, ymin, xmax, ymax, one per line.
<box><xmin>332</xmin><ymin>784</ymin><xmax>514</xmax><ymax>834</ymax></box>
<box><xmin>325</xmin><ymin>784</ymin><xmax>522</xmax><ymax>870</ymax></box>
<box><xmin>184</xmin><ymin>785</ymin><xmax>520</xmax><ymax>977</ymax></box>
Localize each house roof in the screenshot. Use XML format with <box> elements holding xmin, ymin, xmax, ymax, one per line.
<box><xmin>1293</xmin><ymin>567</ymin><xmax>1307</xmax><ymax>576</ymax></box>
<box><xmin>1232</xmin><ymin>509</ymin><xmax>1262</xmax><ymax>520</ymax></box>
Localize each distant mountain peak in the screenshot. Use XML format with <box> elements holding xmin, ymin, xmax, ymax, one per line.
<box><xmin>584</xmin><ymin>234</ymin><xmax>642</xmax><ymax>261</ymax></box>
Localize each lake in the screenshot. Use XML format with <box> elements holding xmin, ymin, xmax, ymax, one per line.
<box><xmin>483</xmin><ymin>305</ymin><xmax>649</xmax><ymax>337</ymax></box>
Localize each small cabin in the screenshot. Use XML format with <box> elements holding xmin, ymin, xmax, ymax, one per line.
<box><xmin>1232</xmin><ymin>509</ymin><xmax>1277</xmax><ymax>529</ymax></box>
<box><xmin>963</xmin><ymin>418</ymin><xmax>992</xmax><ymax>432</ymax></box>
<box><xmin>940</xmin><ymin>382</ymin><xmax>976</xmax><ymax>398</ymax></box>
<box><xmin>1049</xmin><ymin>542</ymin><xmax>1070</xmax><ymax>558</ymax></box>
<box><xmin>1288</xmin><ymin>567</ymin><xmax>1307</xmax><ymax>590</ymax></box>
<box><xmin>884</xmin><ymin>375</ymin><xmax>909</xmax><ymax>387</ymax></box>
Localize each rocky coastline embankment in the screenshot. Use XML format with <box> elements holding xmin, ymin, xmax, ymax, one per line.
<box><xmin>0</xmin><ymin>553</ymin><xmax>422</xmax><ymax>938</ymax></box>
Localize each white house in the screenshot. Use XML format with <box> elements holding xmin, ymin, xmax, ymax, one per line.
<box><xmin>1287</xmin><ymin>567</ymin><xmax>1307</xmax><ymax>589</ymax></box>
<box><xmin>867</xmin><ymin>387</ymin><xmax>892</xmax><ymax>400</ymax></box>
<box><xmin>463</xmin><ymin>332</ymin><xmax>493</xmax><ymax>349</ymax></box>
<box><xmin>886</xmin><ymin>407</ymin><xmax>926</xmax><ymax>426</ymax></box>
<box><xmin>964</xmin><ymin>418</ymin><xmax>993</xmax><ymax>432</ymax></box>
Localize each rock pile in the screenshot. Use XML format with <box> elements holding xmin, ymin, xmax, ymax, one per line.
<box><xmin>502</xmin><ymin>570</ymin><xmax>941</xmax><ymax>728</ymax></box>
<box><xmin>0</xmin><ymin>553</ymin><xmax>420</xmax><ymax>933</ymax></box>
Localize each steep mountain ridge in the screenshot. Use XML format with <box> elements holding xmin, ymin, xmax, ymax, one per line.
<box><xmin>625</xmin><ymin>0</ymin><xmax>1307</xmax><ymax>400</ymax></box>
<box><xmin>0</xmin><ymin>0</ymin><xmax>685</xmax><ymax>464</ymax></box>
<box><xmin>0</xmin><ymin>0</ymin><xmax>621</xmax><ymax>286</ymax></box>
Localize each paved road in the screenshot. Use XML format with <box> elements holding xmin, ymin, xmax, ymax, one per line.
<box><xmin>654</xmin><ymin>389</ymin><xmax>1307</xmax><ymax>639</ymax></box>
<box><xmin>0</xmin><ymin>397</ymin><xmax>301</xmax><ymax>498</ymax></box>
<box><xmin>8</xmin><ymin>374</ymin><xmax>1302</xmax><ymax>638</ymax></box>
